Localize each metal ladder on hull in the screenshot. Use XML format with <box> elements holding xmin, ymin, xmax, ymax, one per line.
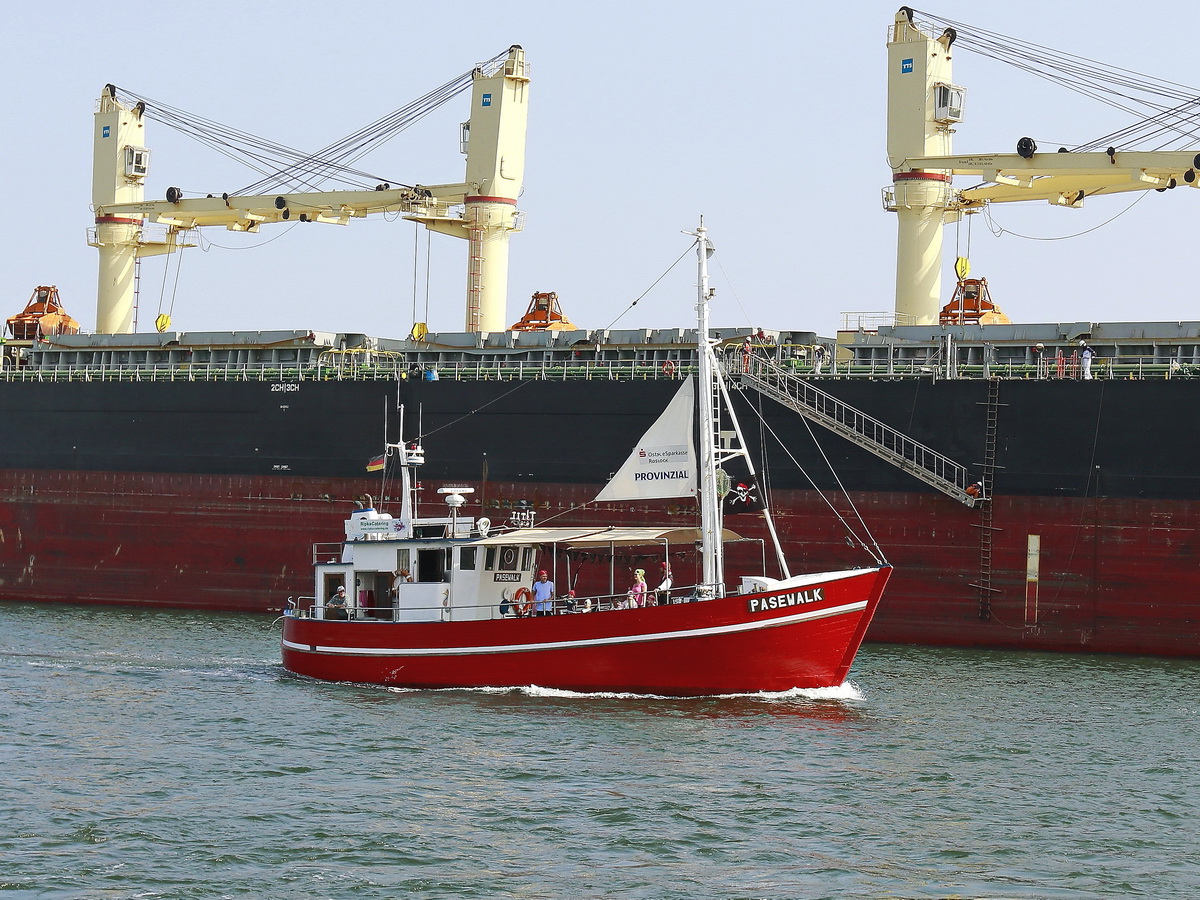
<box><xmin>735</xmin><ymin>356</ymin><xmax>980</xmax><ymax>507</ymax></box>
<box><xmin>972</xmin><ymin>378</ymin><xmax>1002</xmax><ymax>618</ymax></box>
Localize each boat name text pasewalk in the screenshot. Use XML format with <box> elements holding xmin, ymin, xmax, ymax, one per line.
<box><xmin>747</xmin><ymin>588</ymin><xmax>824</xmax><ymax>613</ymax></box>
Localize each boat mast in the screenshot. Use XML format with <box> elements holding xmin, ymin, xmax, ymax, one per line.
<box><xmin>693</xmin><ymin>220</ymin><xmax>723</xmax><ymax>591</ymax></box>
<box><xmin>388</xmin><ymin>404</ymin><xmax>423</xmax><ymax>534</ymax></box>
<box><xmin>691</xmin><ymin>221</ymin><xmax>791</xmax><ymax>584</ymax></box>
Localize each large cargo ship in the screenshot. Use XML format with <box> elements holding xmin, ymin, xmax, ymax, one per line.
<box><xmin>2</xmin><ymin>12</ymin><xmax>1198</xmax><ymax>657</ymax></box>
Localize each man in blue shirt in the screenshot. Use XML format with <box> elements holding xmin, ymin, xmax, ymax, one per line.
<box><xmin>532</xmin><ymin>570</ymin><xmax>556</xmax><ymax>616</ymax></box>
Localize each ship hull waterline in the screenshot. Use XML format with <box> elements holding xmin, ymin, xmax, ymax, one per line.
<box><xmin>279</xmin><ymin>567</ymin><xmax>891</xmax><ymax>695</ymax></box>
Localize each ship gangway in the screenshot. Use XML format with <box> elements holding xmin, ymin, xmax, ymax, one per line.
<box><xmin>734</xmin><ymin>356</ymin><xmax>980</xmax><ymax>508</ymax></box>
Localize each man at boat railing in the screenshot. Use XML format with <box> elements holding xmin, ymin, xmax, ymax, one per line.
<box><xmin>655</xmin><ymin>561</ymin><xmax>673</xmax><ymax>605</ymax></box>
<box><xmin>326</xmin><ymin>585</ymin><xmax>350</xmax><ymax>620</ymax></box>
<box><xmin>532</xmin><ymin>570</ymin><xmax>556</xmax><ymax>616</ymax></box>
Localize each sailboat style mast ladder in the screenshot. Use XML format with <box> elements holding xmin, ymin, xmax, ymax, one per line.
<box><xmin>736</xmin><ymin>356</ymin><xmax>980</xmax><ymax>507</ymax></box>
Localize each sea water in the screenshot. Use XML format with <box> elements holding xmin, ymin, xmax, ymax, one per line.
<box><xmin>2</xmin><ymin>603</ymin><xmax>1197</xmax><ymax>899</ymax></box>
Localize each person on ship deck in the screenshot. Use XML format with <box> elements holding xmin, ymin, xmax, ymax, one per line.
<box><xmin>327</xmin><ymin>586</ymin><xmax>349</xmax><ymax>620</ymax></box>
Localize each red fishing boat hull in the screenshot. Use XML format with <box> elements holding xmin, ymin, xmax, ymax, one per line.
<box><xmin>280</xmin><ymin>566</ymin><xmax>891</xmax><ymax>695</ymax></box>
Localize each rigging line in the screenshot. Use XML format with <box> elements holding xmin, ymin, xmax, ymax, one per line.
<box><xmin>982</xmin><ymin>191</ymin><xmax>1149</xmax><ymax>241</ymax></box>
<box><xmin>1031</xmin><ymin>383</ymin><xmax>1108</xmax><ymax>623</ymax></box>
<box><xmin>154</xmin><ymin>242</ymin><xmax>171</xmax><ymax>317</ymax></box>
<box><xmin>115</xmin><ymin>90</ymin><xmax>305</xmax><ymax>155</ymax></box>
<box><xmin>749</xmin><ymin>389</ymin><xmax>779</xmax><ymax>565</ymax></box>
<box><xmin>792</xmin><ymin>413</ymin><xmax>886</xmax><ymax>565</ymax></box>
<box><xmin>1081</xmin><ymin>94</ymin><xmax>1200</xmax><ymax>145</ymax></box>
<box><xmin>534</xmin><ymin>500</ymin><xmax>600</xmax><ymax>528</ymax></box>
<box><xmin>412</xmin><ymin>223</ymin><xmax>419</xmax><ymax>332</ymax></box>
<box><xmin>234</xmin><ymin>54</ymin><xmax>507</xmax><ymax>195</ymax></box>
<box><xmin>198</xmin><ymin>222</ymin><xmax>300</xmax><ymax>251</ymax></box>
<box><xmin>424</xmin><ymin>228</ymin><xmax>431</xmax><ymax>326</ymax></box>
<box><xmin>712</xmin><ymin>255</ymin><xmax>753</xmax><ymax>330</ymax></box>
<box><xmin>117</xmin><ymin>84</ymin><xmax>442</xmax><ymax>191</ymax></box>
<box><xmin>913</xmin><ymin>12</ymin><xmax>1200</xmax><ymax>98</ymax></box>
<box><xmin>603</xmin><ymin>241</ymin><xmax>696</xmax><ymax>331</ymax></box>
<box><xmin>117</xmin><ymin>98</ymin><xmax>374</xmax><ymax>191</ymax></box>
<box><xmin>911</xmin><ymin>25</ymin><xmax>1200</xmax><ymax>153</ymax></box>
<box><xmin>908</xmin><ymin>18</ymin><xmax>1200</xmax><ymax>138</ymax></box>
<box><xmin>168</xmin><ymin>240</ymin><xmax>186</xmax><ymax>317</ymax></box>
<box><xmin>743</xmin><ymin>397</ymin><xmax>886</xmax><ymax>566</ymax></box>
<box><xmin>420</xmin><ymin>379</ymin><xmax>533</xmax><ymax>439</ymax></box>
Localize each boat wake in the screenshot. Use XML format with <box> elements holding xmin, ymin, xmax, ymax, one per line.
<box><xmin>381</xmin><ymin>681</ymin><xmax>866</xmax><ymax>702</ymax></box>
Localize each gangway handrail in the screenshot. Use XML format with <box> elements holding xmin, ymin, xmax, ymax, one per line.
<box><xmin>734</xmin><ymin>355</ymin><xmax>980</xmax><ymax>507</ymax></box>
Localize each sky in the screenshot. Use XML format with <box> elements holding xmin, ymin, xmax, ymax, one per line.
<box><xmin>5</xmin><ymin>1</ymin><xmax>1200</xmax><ymax>340</ymax></box>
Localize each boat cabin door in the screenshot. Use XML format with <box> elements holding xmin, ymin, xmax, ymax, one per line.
<box><xmin>319</xmin><ymin>570</ymin><xmax>352</xmax><ymax>606</ymax></box>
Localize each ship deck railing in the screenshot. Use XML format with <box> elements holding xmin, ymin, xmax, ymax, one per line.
<box><xmin>5</xmin><ymin>356</ymin><xmax>1200</xmax><ymax>383</ymax></box>
<box><xmin>291</xmin><ymin>583</ymin><xmax>720</xmax><ymax>621</ymax></box>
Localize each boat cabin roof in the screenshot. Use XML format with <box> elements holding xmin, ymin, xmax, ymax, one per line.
<box><xmin>476</xmin><ymin>526</ymin><xmax>743</xmax><ymax>548</ymax></box>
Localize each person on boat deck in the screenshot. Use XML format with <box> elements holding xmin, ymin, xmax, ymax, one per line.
<box><xmin>327</xmin><ymin>585</ymin><xmax>349</xmax><ymax>620</ymax></box>
<box><xmin>630</xmin><ymin>569</ymin><xmax>648</xmax><ymax>607</ymax></box>
<box><xmin>532</xmin><ymin>570</ymin><xmax>556</xmax><ymax>616</ymax></box>
<box><xmin>654</xmin><ymin>561</ymin><xmax>672</xmax><ymax>605</ymax></box>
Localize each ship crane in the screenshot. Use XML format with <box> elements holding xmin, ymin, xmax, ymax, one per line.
<box><xmin>90</xmin><ymin>47</ymin><xmax>529</xmax><ymax>335</ymax></box>
<box><xmin>885</xmin><ymin>8</ymin><xmax>1200</xmax><ymax>325</ymax></box>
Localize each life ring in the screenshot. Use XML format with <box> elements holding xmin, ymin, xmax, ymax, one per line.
<box><xmin>512</xmin><ymin>587</ymin><xmax>533</xmax><ymax>616</ymax></box>
<box><xmin>662</xmin><ymin>360</ymin><xmax>677</xmax><ymax>377</ymax></box>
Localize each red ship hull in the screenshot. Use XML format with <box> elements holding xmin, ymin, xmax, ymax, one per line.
<box><xmin>280</xmin><ymin>567</ymin><xmax>891</xmax><ymax>695</ymax></box>
<box><xmin>4</xmin><ymin>466</ymin><xmax>1197</xmax><ymax>658</ymax></box>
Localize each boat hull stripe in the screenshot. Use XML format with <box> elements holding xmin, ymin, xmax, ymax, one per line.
<box><xmin>283</xmin><ymin>599</ymin><xmax>869</xmax><ymax>657</ymax></box>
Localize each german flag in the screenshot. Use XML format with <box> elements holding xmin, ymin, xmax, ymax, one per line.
<box><xmin>366</xmin><ymin>454</ymin><xmax>386</xmax><ymax>473</ymax></box>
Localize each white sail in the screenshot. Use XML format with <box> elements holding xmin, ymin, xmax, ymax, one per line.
<box><xmin>595</xmin><ymin>377</ymin><xmax>696</xmax><ymax>502</ymax></box>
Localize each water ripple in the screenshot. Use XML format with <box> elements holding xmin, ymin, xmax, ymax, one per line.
<box><xmin>2</xmin><ymin>605</ymin><xmax>1199</xmax><ymax>897</ymax></box>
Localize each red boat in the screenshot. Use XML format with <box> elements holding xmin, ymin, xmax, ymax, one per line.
<box><xmin>279</xmin><ymin>223</ymin><xmax>892</xmax><ymax>694</ymax></box>
<box><xmin>281</xmin><ymin>563</ymin><xmax>889</xmax><ymax>695</ymax></box>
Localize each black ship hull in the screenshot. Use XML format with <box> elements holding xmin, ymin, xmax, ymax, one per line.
<box><xmin>2</xmin><ymin>374</ymin><xmax>1196</xmax><ymax>656</ymax></box>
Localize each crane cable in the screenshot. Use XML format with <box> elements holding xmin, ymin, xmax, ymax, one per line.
<box><xmin>910</xmin><ymin>10</ymin><xmax>1200</xmax><ymax>152</ymax></box>
<box><xmin>110</xmin><ymin>48</ymin><xmax>511</xmax><ymax>196</ymax></box>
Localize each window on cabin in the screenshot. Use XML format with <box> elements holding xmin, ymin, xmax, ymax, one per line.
<box><xmin>498</xmin><ymin>546</ymin><xmax>519</xmax><ymax>571</ymax></box>
<box><xmin>417</xmin><ymin>548</ymin><xmax>446</xmax><ymax>583</ymax></box>
<box><xmin>460</xmin><ymin>547</ymin><xmax>477</xmax><ymax>571</ymax></box>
